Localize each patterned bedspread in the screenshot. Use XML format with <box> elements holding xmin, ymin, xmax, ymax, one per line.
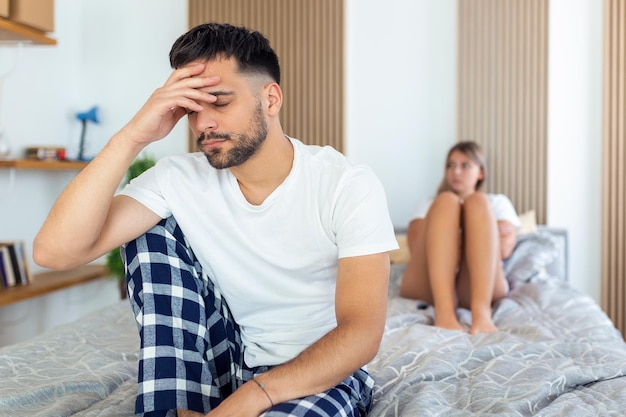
<box><xmin>0</xmin><ymin>301</ymin><xmax>139</xmax><ymax>417</ymax></box>
<box><xmin>369</xmin><ymin>265</ymin><xmax>626</xmax><ymax>416</ymax></box>
<box><xmin>1</xmin><ymin>243</ymin><xmax>625</xmax><ymax>416</ymax></box>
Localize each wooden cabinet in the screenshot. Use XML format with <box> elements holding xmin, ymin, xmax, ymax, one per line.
<box><xmin>0</xmin><ymin>0</ymin><xmax>55</xmax><ymax>45</ymax></box>
<box><xmin>0</xmin><ymin>0</ymin><xmax>9</xmax><ymax>19</ymax></box>
<box><xmin>9</xmin><ymin>0</ymin><xmax>53</xmax><ymax>32</ymax></box>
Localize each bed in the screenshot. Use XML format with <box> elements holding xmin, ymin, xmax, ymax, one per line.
<box><xmin>1</xmin><ymin>227</ymin><xmax>626</xmax><ymax>416</ymax></box>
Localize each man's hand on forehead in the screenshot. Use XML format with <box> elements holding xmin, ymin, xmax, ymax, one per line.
<box><xmin>164</xmin><ymin>64</ymin><xmax>221</xmax><ymax>115</ymax></box>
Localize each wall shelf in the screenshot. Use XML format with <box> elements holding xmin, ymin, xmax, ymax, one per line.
<box><xmin>0</xmin><ymin>264</ymin><xmax>110</xmax><ymax>307</ymax></box>
<box><xmin>0</xmin><ymin>17</ymin><xmax>56</xmax><ymax>45</ymax></box>
<box><xmin>0</xmin><ymin>159</ymin><xmax>88</xmax><ymax>170</ymax></box>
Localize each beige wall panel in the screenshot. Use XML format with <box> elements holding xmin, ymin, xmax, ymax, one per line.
<box><xmin>456</xmin><ymin>0</ymin><xmax>548</xmax><ymax>224</ymax></box>
<box><xmin>603</xmin><ymin>0</ymin><xmax>626</xmax><ymax>340</ymax></box>
<box><xmin>187</xmin><ymin>0</ymin><xmax>344</xmax><ymax>153</ymax></box>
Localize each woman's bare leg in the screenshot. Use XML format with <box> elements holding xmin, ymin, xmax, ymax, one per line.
<box><xmin>399</xmin><ymin>219</ymin><xmax>432</xmax><ymax>301</ymax></box>
<box><xmin>426</xmin><ymin>193</ymin><xmax>464</xmax><ymax>330</ymax></box>
<box><xmin>457</xmin><ymin>192</ymin><xmax>508</xmax><ymax>334</ymax></box>
<box><xmin>400</xmin><ymin>192</ymin><xmax>464</xmax><ymax>330</ymax></box>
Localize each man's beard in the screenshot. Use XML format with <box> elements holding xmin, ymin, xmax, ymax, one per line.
<box><xmin>197</xmin><ymin>102</ymin><xmax>268</xmax><ymax>169</ymax></box>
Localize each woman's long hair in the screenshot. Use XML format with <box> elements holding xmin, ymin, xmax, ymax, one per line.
<box><xmin>436</xmin><ymin>141</ymin><xmax>487</xmax><ymax>194</ymax></box>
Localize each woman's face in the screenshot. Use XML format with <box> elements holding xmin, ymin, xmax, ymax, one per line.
<box><xmin>445</xmin><ymin>150</ymin><xmax>484</xmax><ymax>198</ymax></box>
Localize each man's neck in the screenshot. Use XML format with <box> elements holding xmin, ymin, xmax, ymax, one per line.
<box><xmin>231</xmin><ymin>132</ymin><xmax>294</xmax><ymax>205</ymax></box>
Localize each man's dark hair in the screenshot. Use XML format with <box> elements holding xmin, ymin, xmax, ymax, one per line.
<box><xmin>169</xmin><ymin>22</ymin><xmax>281</xmax><ymax>84</ymax></box>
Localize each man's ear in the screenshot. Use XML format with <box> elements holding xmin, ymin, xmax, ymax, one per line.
<box><xmin>265</xmin><ymin>82</ymin><xmax>282</xmax><ymax>116</ymax></box>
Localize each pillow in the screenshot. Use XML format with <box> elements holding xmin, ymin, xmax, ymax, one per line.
<box><xmin>518</xmin><ymin>210</ymin><xmax>538</xmax><ymax>234</ymax></box>
<box><xmin>389</xmin><ymin>234</ymin><xmax>410</xmax><ymax>264</ymax></box>
<box><xmin>503</xmin><ymin>229</ymin><xmax>560</xmax><ymax>289</ymax></box>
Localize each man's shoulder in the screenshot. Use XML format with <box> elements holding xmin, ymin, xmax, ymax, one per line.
<box><xmin>293</xmin><ymin>138</ymin><xmax>344</xmax><ymax>160</ymax></box>
<box><xmin>292</xmin><ymin>138</ymin><xmax>368</xmax><ymax>175</ymax></box>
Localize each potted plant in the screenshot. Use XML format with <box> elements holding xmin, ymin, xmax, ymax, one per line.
<box><xmin>105</xmin><ymin>154</ymin><xmax>156</xmax><ymax>298</ymax></box>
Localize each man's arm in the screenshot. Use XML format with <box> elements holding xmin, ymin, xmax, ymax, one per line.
<box><xmin>33</xmin><ymin>136</ymin><xmax>157</xmax><ymax>269</ymax></box>
<box><xmin>205</xmin><ymin>252</ymin><xmax>391</xmax><ymax>417</ymax></box>
<box><xmin>33</xmin><ymin>64</ymin><xmax>219</xmax><ymax>270</ymax></box>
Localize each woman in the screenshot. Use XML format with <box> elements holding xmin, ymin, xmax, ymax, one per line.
<box><xmin>400</xmin><ymin>141</ymin><xmax>520</xmax><ymax>334</ymax></box>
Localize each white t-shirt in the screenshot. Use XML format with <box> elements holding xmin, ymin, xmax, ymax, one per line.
<box><xmin>410</xmin><ymin>193</ymin><xmax>521</xmax><ymax>228</ymax></box>
<box><xmin>120</xmin><ymin>137</ymin><xmax>398</xmax><ymax>367</ymax></box>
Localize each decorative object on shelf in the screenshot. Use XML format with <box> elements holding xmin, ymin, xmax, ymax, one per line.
<box><xmin>75</xmin><ymin>106</ymin><xmax>99</xmax><ymax>161</ymax></box>
<box><xmin>25</xmin><ymin>146</ymin><xmax>67</xmax><ymax>161</ymax></box>
<box><xmin>105</xmin><ymin>153</ymin><xmax>156</xmax><ymax>299</ymax></box>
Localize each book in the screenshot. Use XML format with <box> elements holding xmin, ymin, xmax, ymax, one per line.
<box><xmin>6</xmin><ymin>244</ymin><xmax>24</xmax><ymax>285</ymax></box>
<box><xmin>12</xmin><ymin>242</ymin><xmax>31</xmax><ymax>285</ymax></box>
<box><xmin>0</xmin><ymin>252</ymin><xmax>7</xmax><ymax>289</ymax></box>
<box><xmin>0</xmin><ymin>241</ymin><xmax>31</xmax><ymax>288</ymax></box>
<box><xmin>0</xmin><ymin>245</ymin><xmax>16</xmax><ymax>287</ymax></box>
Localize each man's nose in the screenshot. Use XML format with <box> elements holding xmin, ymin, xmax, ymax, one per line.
<box><xmin>194</xmin><ymin>109</ymin><xmax>217</xmax><ymax>131</ymax></box>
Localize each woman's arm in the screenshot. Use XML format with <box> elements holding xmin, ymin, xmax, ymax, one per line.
<box><xmin>406</xmin><ymin>218</ymin><xmax>424</xmax><ymax>254</ymax></box>
<box><xmin>497</xmin><ymin>220</ymin><xmax>517</xmax><ymax>259</ymax></box>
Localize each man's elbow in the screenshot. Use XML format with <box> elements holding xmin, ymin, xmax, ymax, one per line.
<box><xmin>364</xmin><ymin>340</ymin><xmax>383</xmax><ymax>365</ymax></box>
<box><xmin>32</xmin><ymin>237</ymin><xmax>76</xmax><ymax>270</ymax></box>
<box><xmin>359</xmin><ymin>322</ymin><xmax>386</xmax><ymax>365</ymax></box>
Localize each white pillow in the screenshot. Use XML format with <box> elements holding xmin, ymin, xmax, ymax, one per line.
<box><xmin>390</xmin><ymin>235</ymin><xmax>410</xmax><ymax>264</ymax></box>
<box><xmin>518</xmin><ymin>210</ymin><xmax>537</xmax><ymax>234</ymax></box>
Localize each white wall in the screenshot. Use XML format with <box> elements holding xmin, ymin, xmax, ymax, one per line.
<box><xmin>345</xmin><ymin>0</ymin><xmax>457</xmax><ymax>227</ymax></box>
<box><xmin>0</xmin><ymin>0</ymin><xmax>187</xmax><ymax>270</ymax></box>
<box><xmin>0</xmin><ymin>0</ymin><xmax>187</xmax><ymax>346</ymax></box>
<box><xmin>0</xmin><ymin>0</ymin><xmax>605</xmax><ymax>345</ymax></box>
<box><xmin>547</xmin><ymin>0</ymin><xmax>603</xmax><ymax>301</ymax></box>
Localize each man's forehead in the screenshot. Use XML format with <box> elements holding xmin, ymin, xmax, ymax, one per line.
<box><xmin>181</xmin><ymin>56</ymin><xmax>269</xmax><ymax>93</ymax></box>
<box><xmin>185</xmin><ymin>56</ymin><xmax>238</xmax><ymax>76</ymax></box>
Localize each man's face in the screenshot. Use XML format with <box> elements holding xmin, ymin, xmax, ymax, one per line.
<box><xmin>186</xmin><ymin>57</ymin><xmax>269</xmax><ymax>169</ymax></box>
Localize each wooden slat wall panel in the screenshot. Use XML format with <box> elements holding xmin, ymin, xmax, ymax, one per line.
<box><xmin>456</xmin><ymin>0</ymin><xmax>548</xmax><ymax>224</ymax></box>
<box><xmin>603</xmin><ymin>0</ymin><xmax>626</xmax><ymax>339</ymax></box>
<box><xmin>187</xmin><ymin>0</ymin><xmax>344</xmax><ymax>153</ymax></box>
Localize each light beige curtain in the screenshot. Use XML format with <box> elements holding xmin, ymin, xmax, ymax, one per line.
<box><xmin>456</xmin><ymin>0</ymin><xmax>549</xmax><ymax>224</ymax></box>
<box><xmin>187</xmin><ymin>0</ymin><xmax>345</xmax><ymax>152</ymax></box>
<box><xmin>602</xmin><ymin>0</ymin><xmax>626</xmax><ymax>339</ymax></box>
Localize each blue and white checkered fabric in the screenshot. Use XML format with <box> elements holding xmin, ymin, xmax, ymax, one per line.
<box><xmin>122</xmin><ymin>217</ymin><xmax>374</xmax><ymax>417</ymax></box>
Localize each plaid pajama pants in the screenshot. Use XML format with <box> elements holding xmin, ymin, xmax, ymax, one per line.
<box><xmin>122</xmin><ymin>216</ymin><xmax>374</xmax><ymax>417</ymax></box>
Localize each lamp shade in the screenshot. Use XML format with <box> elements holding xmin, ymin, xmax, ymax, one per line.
<box><xmin>76</xmin><ymin>106</ymin><xmax>100</xmax><ymax>124</ymax></box>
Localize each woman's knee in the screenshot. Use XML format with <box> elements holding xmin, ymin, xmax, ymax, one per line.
<box><xmin>430</xmin><ymin>191</ymin><xmax>463</xmax><ymax>215</ymax></box>
<box><xmin>462</xmin><ymin>192</ymin><xmax>490</xmax><ymax>210</ymax></box>
<box><xmin>435</xmin><ymin>191</ymin><xmax>463</xmax><ymax>205</ymax></box>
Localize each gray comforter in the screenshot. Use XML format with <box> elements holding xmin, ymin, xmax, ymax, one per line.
<box><xmin>1</xmin><ymin>250</ymin><xmax>625</xmax><ymax>416</ymax></box>
<box><xmin>370</xmin><ymin>268</ymin><xmax>626</xmax><ymax>416</ymax></box>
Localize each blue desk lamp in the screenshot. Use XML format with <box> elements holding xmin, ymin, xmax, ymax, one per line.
<box><xmin>75</xmin><ymin>106</ymin><xmax>99</xmax><ymax>161</ymax></box>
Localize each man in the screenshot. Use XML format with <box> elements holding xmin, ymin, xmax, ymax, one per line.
<box><xmin>34</xmin><ymin>23</ymin><xmax>397</xmax><ymax>417</ymax></box>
